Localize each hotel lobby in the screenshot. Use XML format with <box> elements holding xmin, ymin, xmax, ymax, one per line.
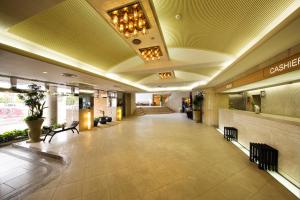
<box><xmin>0</xmin><ymin>0</ymin><xmax>299</xmax><ymax>199</ymax></box>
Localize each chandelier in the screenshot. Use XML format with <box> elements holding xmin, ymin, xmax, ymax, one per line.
<box><xmin>139</xmin><ymin>46</ymin><xmax>162</xmax><ymax>61</ymax></box>
<box><xmin>159</xmin><ymin>72</ymin><xmax>173</xmax><ymax>80</ymax></box>
<box><xmin>108</xmin><ymin>2</ymin><xmax>150</xmax><ymax>38</ymax></box>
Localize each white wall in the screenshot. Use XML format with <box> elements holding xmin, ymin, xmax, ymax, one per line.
<box><xmin>94</xmin><ymin>97</ymin><xmax>117</xmax><ymax>121</ymax></box>
<box><xmin>219</xmin><ymin>108</ymin><xmax>300</xmax><ymax>187</ymax></box>
<box><xmin>165</xmin><ymin>92</ymin><xmax>190</xmax><ymax>112</ymax></box>
<box><xmin>261</xmin><ymin>82</ymin><xmax>300</xmax><ymax>118</ymax></box>
<box><xmin>246</xmin><ymin>82</ymin><xmax>300</xmax><ymax>118</ymax></box>
<box><xmin>136</xmin><ymin>93</ymin><xmax>153</xmax><ymax>105</ymax></box>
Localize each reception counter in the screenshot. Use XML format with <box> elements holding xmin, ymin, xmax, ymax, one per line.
<box><xmin>219</xmin><ymin>109</ymin><xmax>300</xmax><ymax>187</ymax></box>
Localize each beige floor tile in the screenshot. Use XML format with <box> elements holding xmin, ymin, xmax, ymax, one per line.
<box><xmin>20</xmin><ymin>114</ymin><xmax>297</xmax><ymax>200</ymax></box>
<box><xmin>23</xmin><ymin>188</ymin><xmax>55</xmax><ymax>200</ymax></box>
<box><xmin>52</xmin><ymin>181</ymin><xmax>82</xmax><ymax>200</ymax></box>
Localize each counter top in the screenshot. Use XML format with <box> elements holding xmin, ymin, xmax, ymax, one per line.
<box><xmin>220</xmin><ymin>109</ymin><xmax>300</xmax><ymax>127</ymax></box>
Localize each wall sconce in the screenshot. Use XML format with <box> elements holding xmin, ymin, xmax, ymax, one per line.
<box><xmin>86</xmin><ymin>111</ymin><xmax>91</xmax><ymax>130</ymax></box>
<box><xmin>117</xmin><ymin>107</ymin><xmax>122</xmax><ymax>121</ymax></box>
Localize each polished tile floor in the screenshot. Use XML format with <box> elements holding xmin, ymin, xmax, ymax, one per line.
<box><xmin>0</xmin><ymin>147</ymin><xmax>62</xmax><ymax>200</ymax></box>
<box><xmin>22</xmin><ymin>114</ymin><xmax>297</xmax><ymax>200</ymax></box>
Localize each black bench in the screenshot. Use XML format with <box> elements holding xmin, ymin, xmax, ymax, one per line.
<box><xmin>43</xmin><ymin>121</ymin><xmax>79</xmax><ymax>143</ymax></box>
<box><xmin>250</xmin><ymin>143</ymin><xmax>278</xmax><ymax>171</ymax></box>
<box><xmin>224</xmin><ymin>127</ymin><xmax>238</xmax><ymax>141</ymax></box>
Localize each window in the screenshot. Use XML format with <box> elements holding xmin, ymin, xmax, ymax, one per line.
<box><xmin>0</xmin><ymin>92</ymin><xmax>28</xmax><ymax>134</ymax></box>
<box><xmin>0</xmin><ymin>77</ymin><xmax>10</xmax><ymax>89</ymax></box>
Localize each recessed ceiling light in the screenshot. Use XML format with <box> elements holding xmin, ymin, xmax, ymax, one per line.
<box><xmin>43</xmin><ymin>71</ymin><xmax>48</xmax><ymax>74</ymax></box>
<box><xmin>175</xmin><ymin>14</ymin><xmax>182</xmax><ymax>20</ymax></box>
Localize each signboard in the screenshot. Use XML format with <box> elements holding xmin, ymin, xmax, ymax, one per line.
<box><xmin>217</xmin><ymin>52</ymin><xmax>300</xmax><ymax>92</ymax></box>
<box><xmin>263</xmin><ymin>53</ymin><xmax>300</xmax><ymax>78</ymax></box>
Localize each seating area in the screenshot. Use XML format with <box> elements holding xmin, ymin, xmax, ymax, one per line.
<box><xmin>94</xmin><ymin>116</ymin><xmax>113</xmax><ymax>126</ymax></box>
<box><xmin>43</xmin><ymin>121</ymin><xmax>79</xmax><ymax>143</ymax></box>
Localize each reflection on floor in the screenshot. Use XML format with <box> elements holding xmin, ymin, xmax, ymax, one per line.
<box><xmin>0</xmin><ymin>147</ymin><xmax>63</xmax><ymax>200</ymax></box>
<box><xmin>9</xmin><ymin>114</ymin><xmax>298</xmax><ymax>200</ymax></box>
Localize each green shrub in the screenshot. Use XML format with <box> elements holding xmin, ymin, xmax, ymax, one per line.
<box><xmin>0</xmin><ymin>129</ymin><xmax>28</xmax><ymax>143</ymax></box>
<box><xmin>51</xmin><ymin>123</ymin><xmax>64</xmax><ymax>129</ymax></box>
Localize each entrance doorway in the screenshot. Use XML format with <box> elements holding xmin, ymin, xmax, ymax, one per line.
<box><xmin>152</xmin><ymin>94</ymin><xmax>169</xmax><ymax>106</ymax></box>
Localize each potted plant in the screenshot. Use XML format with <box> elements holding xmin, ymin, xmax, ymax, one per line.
<box><xmin>94</xmin><ymin>117</ymin><xmax>100</xmax><ymax>127</ymax></box>
<box><xmin>99</xmin><ymin>110</ymin><xmax>107</xmax><ymax>124</ymax></box>
<box><xmin>18</xmin><ymin>84</ymin><xmax>47</xmax><ymax>142</ymax></box>
<box><xmin>193</xmin><ymin>93</ymin><xmax>204</xmax><ymax>123</ymax></box>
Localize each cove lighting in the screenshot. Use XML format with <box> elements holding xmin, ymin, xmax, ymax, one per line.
<box><xmin>0</xmin><ymin>0</ymin><xmax>299</xmax><ymax>92</ymax></box>
<box><xmin>216</xmin><ymin>128</ymin><xmax>300</xmax><ymax>198</ymax></box>
<box><xmin>205</xmin><ymin>1</ymin><xmax>300</xmax><ymax>87</ymax></box>
<box><xmin>0</xmin><ymin>31</ymin><xmax>149</xmax><ymax>91</ymax></box>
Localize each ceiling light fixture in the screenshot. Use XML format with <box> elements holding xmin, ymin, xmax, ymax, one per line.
<box><xmin>108</xmin><ymin>2</ymin><xmax>150</xmax><ymax>38</ymax></box>
<box><xmin>42</xmin><ymin>71</ymin><xmax>48</xmax><ymax>74</ymax></box>
<box><xmin>139</xmin><ymin>46</ymin><xmax>162</xmax><ymax>61</ymax></box>
<box><xmin>1</xmin><ymin>1</ymin><xmax>298</xmax><ymax>92</ymax></box>
<box><xmin>175</xmin><ymin>14</ymin><xmax>182</xmax><ymax>20</ymax></box>
<box><xmin>159</xmin><ymin>71</ymin><xmax>173</xmax><ymax>80</ymax></box>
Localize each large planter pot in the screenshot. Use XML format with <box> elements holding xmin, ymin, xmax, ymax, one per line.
<box><xmin>25</xmin><ymin>118</ymin><xmax>44</xmax><ymax>142</ymax></box>
<box><xmin>106</xmin><ymin>117</ymin><xmax>112</xmax><ymax>122</ymax></box>
<box><xmin>193</xmin><ymin>110</ymin><xmax>201</xmax><ymax>123</ymax></box>
<box><xmin>99</xmin><ymin>117</ymin><xmax>107</xmax><ymax>124</ymax></box>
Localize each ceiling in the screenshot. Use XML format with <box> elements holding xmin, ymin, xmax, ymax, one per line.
<box><xmin>0</xmin><ymin>48</ymin><xmax>140</xmax><ymax>92</ymax></box>
<box><xmin>0</xmin><ymin>0</ymin><xmax>300</xmax><ymax>92</ymax></box>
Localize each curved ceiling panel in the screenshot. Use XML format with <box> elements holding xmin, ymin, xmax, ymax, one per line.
<box><xmin>153</xmin><ymin>0</ymin><xmax>294</xmax><ymax>55</ymax></box>
<box><xmin>168</xmin><ymin>48</ymin><xmax>232</xmax><ymax>65</ymax></box>
<box><xmin>109</xmin><ymin>48</ymin><xmax>228</xmax><ymax>75</ymax></box>
<box><xmin>0</xmin><ymin>0</ymin><xmax>298</xmax><ymax>91</ymax></box>
<box><xmin>137</xmin><ymin>70</ymin><xmax>209</xmax><ymax>85</ymax></box>
<box><xmin>8</xmin><ymin>0</ymin><xmax>135</xmax><ymax>70</ymax></box>
<box><xmin>0</xmin><ymin>0</ymin><xmax>64</xmax><ymax>31</ymax></box>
